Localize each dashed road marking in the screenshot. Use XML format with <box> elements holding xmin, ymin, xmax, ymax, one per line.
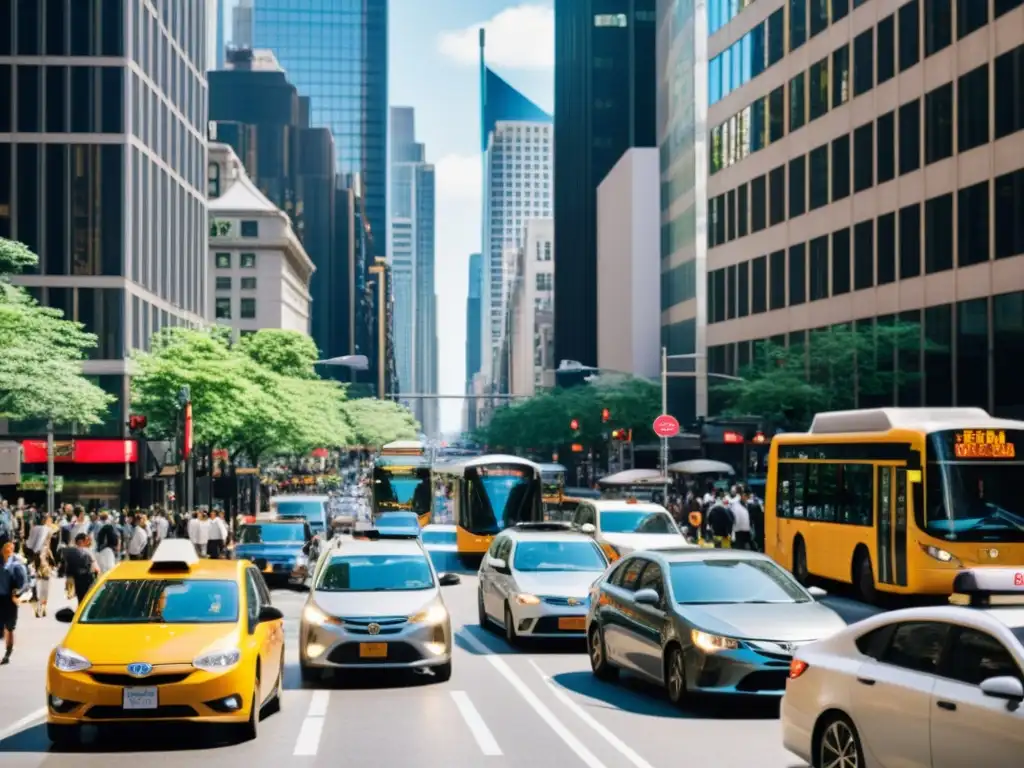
<box><xmin>0</xmin><ymin>707</ymin><xmax>47</xmax><ymax>742</ymax></box>
<box><xmin>450</xmin><ymin>690</ymin><xmax>502</xmax><ymax>756</ymax></box>
<box><xmin>293</xmin><ymin>690</ymin><xmax>330</xmax><ymax>756</ymax></box>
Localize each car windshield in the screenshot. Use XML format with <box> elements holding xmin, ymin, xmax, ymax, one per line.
<box><xmin>238</xmin><ymin>524</ymin><xmax>305</xmax><ymax>544</ymax></box>
<box><xmin>513</xmin><ymin>541</ymin><xmax>606</xmax><ymax>572</ymax></box>
<box><xmin>421</xmin><ymin>529</ymin><xmax>456</xmax><ymax>545</ymax></box>
<box><xmin>80</xmin><ymin>579</ymin><xmax>239</xmax><ymax>624</ymax></box>
<box><xmin>316</xmin><ymin>555</ymin><xmax>434</xmax><ymax>592</ymax></box>
<box><xmin>377</xmin><ymin>513</ymin><xmax>419</xmax><ymax>530</ymax></box>
<box><xmin>274</xmin><ymin>499</ymin><xmax>326</xmax><ymax>522</ymax></box>
<box><xmin>669</xmin><ymin>559</ymin><xmax>810</xmax><ymax>604</ymax></box>
<box><xmin>1012</xmin><ymin>627</ymin><xmax>1024</xmax><ymax>645</ymax></box>
<box><xmin>600</xmin><ymin>510</ymin><xmax>678</xmax><ymax>534</ymax></box>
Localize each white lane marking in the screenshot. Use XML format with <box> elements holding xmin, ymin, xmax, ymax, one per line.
<box><xmin>529</xmin><ymin>660</ymin><xmax>656</xmax><ymax>768</ymax></box>
<box><xmin>450</xmin><ymin>691</ymin><xmax>502</xmax><ymax>756</ymax></box>
<box><xmin>292</xmin><ymin>690</ymin><xmax>330</xmax><ymax>756</ymax></box>
<box><xmin>0</xmin><ymin>707</ymin><xmax>47</xmax><ymax>742</ymax></box>
<box><xmin>458</xmin><ymin>630</ymin><xmax>607</xmax><ymax>768</ymax></box>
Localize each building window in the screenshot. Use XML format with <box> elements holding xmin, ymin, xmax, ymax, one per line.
<box><xmin>809</xmin><ymin>236</ymin><xmax>829</xmax><ymax>301</ymax></box>
<box><xmin>957</xmin><ymin>181</ymin><xmax>990</xmax><ymax>268</ymax></box>
<box><xmin>809</xmin><ymin>57</ymin><xmax>829</xmax><ymax>121</ymax></box>
<box><xmin>853</xmin><ymin>29</ymin><xmax>874</xmax><ymax>97</ymax></box>
<box><xmin>957</xmin><ymin>298</ymin><xmax>989</xmax><ymax>408</ymax></box>
<box><xmin>925</xmin><ymin>193</ymin><xmax>954</xmax><ymax>273</ymax></box>
<box><xmin>831</xmin><ymin>135</ymin><xmax>850</xmax><ymax>202</ymax></box>
<box><xmin>993</xmin><ymin>291</ymin><xmax>1024</xmax><ymax>418</ymax></box>
<box><xmin>790</xmin><ymin>0</ymin><xmax>807</xmax><ymax>51</ymax></box>
<box><xmin>995</xmin><ymin>0</ymin><xmax>1024</xmax><ymax>18</ymax></box>
<box><xmin>769</xmin><ymin>250</ymin><xmax>786</xmax><ymax>310</ymax></box>
<box><xmin>240</xmin><ymin>253</ymin><xmax>256</xmax><ymax>268</ymax></box>
<box><xmin>923</xmin><ymin>0</ymin><xmax>952</xmax><ymax>57</ymax></box>
<box><xmin>854</xmin><ymin>220</ymin><xmax>874</xmax><ymax>290</ymax></box>
<box><xmin>208</xmin><ymin>162</ymin><xmax>220</xmax><ymax>198</ymax></box>
<box><xmin>877</xmin><ymin>111</ymin><xmax>896</xmax><ymax>183</ymax></box>
<box><xmin>789</xmin><ymin>156</ymin><xmax>807</xmax><ymax>218</ymax></box>
<box><xmin>737</xmin><ymin>184</ymin><xmax>749</xmax><ymax>237</ymax></box>
<box><xmin>215</xmin><ymin>252</ymin><xmax>231</xmax><ymax>269</ymax></box>
<box><xmin>240</xmin><ymin>220</ymin><xmax>259</xmax><ymax>237</ymax></box>
<box><xmin>789</xmin><ymin>244</ymin><xmax>806</xmax><ymax>306</ymax></box>
<box><xmin>925</xmin><ymin>83</ymin><xmax>953</xmax><ymax>164</ymax></box>
<box><xmin>769</xmin><ymin>166</ymin><xmax>786</xmax><ymax>225</ymax></box>
<box><xmin>535</xmin><ymin>273</ymin><xmax>553</xmax><ymax>291</ymax></box>
<box><xmin>956</xmin><ymin>0</ymin><xmax>988</xmax><ymax>38</ymax></box>
<box><xmin>751</xmin><ymin>175</ymin><xmax>767</xmax><ymax>231</ymax></box>
<box><xmin>727</xmin><ymin>189</ymin><xmax>737</xmax><ymax>241</ymax></box>
<box><xmin>832</xmin><ymin>45</ymin><xmax>850</xmax><ymax>107</ymax></box>
<box><xmin>789</xmin><ymin>73</ymin><xmax>806</xmax><ymax>133</ymax></box>
<box><xmin>594</xmin><ymin>13</ymin><xmax>627</xmax><ymax>26</ymax></box>
<box><xmin>899</xmin><ymin>99</ymin><xmax>921</xmax><ymax>175</ymax></box>
<box><xmin>810</xmin><ymin>0</ymin><xmax>829</xmax><ymax>36</ymax></box>
<box><xmin>727</xmin><ymin>265</ymin><xmax>737</xmax><ymax>319</ymax></box>
<box><xmin>809</xmin><ymin>145</ymin><xmax>828</xmax><ymax>211</ymax></box>
<box><xmin>833</xmin><ymin>0</ymin><xmax>850</xmax><ymax>20</ymax></box>
<box><xmin>995</xmin><ymin>169</ymin><xmax>1024</xmax><ymax>260</ymax></box>
<box><xmin>994</xmin><ymin>45</ymin><xmax>1024</xmax><ymax>140</ymax></box>
<box><xmin>752</xmin><ymin>256</ymin><xmax>768</xmax><ymax>314</ymax></box>
<box><xmin>768</xmin><ymin>86</ymin><xmax>785</xmax><ymax>143</ymax></box>
<box><xmin>215</xmin><ymin>298</ymin><xmax>231</xmax><ymax>319</ymax></box>
<box><xmin>899</xmin><ymin>203</ymin><xmax>923</xmax><ymax>278</ymax></box>
<box><xmin>215</xmin><ymin>277</ymin><xmax>231</xmax><ymax>291</ymax></box>
<box><xmin>877</xmin><ymin>213</ymin><xmax>897</xmax><ymax>285</ymax></box>
<box><xmin>958</xmin><ymin>64</ymin><xmax>990</xmax><ymax>153</ymax></box>
<box><xmin>240</xmin><ymin>298</ymin><xmax>256</xmax><ymax>319</ymax></box>
<box><xmin>241</xmin><ymin>277</ymin><xmax>257</xmax><ymax>290</ymax></box>
<box><xmin>877</xmin><ymin>14</ymin><xmax>896</xmax><ymax>84</ymax></box>
<box><xmin>738</xmin><ymin>261</ymin><xmax>749</xmax><ymax>317</ymax></box>
<box><xmin>924</xmin><ymin>304</ymin><xmax>953</xmax><ymax>405</ymax></box>
<box><xmin>898</xmin><ymin>0</ymin><xmax>920</xmax><ymax>72</ymax></box>
<box><xmin>853</xmin><ymin>123</ymin><xmax>874</xmax><ymax>193</ymax></box>
<box><xmin>832</xmin><ymin>228</ymin><xmax>851</xmax><ymax>295</ymax></box>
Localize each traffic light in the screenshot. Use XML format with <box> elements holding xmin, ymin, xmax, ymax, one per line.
<box><xmin>570</xmin><ymin>418</ymin><xmax>580</xmax><ymax>431</ymax></box>
<box><xmin>128</xmin><ymin>414</ymin><xmax>148</xmax><ymax>433</ymax></box>
<box><xmin>601</xmin><ymin>408</ymin><xmax>610</xmax><ymax>423</ymax></box>
<box><xmin>611</xmin><ymin>429</ymin><xmax>633</xmax><ymax>441</ymax></box>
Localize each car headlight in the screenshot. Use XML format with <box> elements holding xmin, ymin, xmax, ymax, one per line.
<box><xmin>53</xmin><ymin>647</ymin><xmax>92</xmax><ymax>673</ymax></box>
<box><xmin>514</xmin><ymin>593</ymin><xmax>541</xmax><ymax>606</ymax></box>
<box><xmin>302</xmin><ymin>603</ymin><xmax>340</xmax><ymax>626</ymax></box>
<box><xmin>193</xmin><ymin>649</ymin><xmax>241</xmax><ymax>671</ymax></box>
<box><xmin>691</xmin><ymin>630</ymin><xmax>739</xmax><ymax>653</ymax></box>
<box><xmin>409</xmin><ymin>604</ymin><xmax>448</xmax><ymax>624</ymax></box>
<box><xmin>921</xmin><ymin>544</ymin><xmax>961</xmax><ymax>566</ymax></box>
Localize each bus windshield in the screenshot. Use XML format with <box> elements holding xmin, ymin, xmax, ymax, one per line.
<box><xmin>924</xmin><ymin>430</ymin><xmax>1024</xmax><ymax>542</ymax></box>
<box><xmin>467</xmin><ymin>466</ymin><xmax>539</xmax><ymax>534</ymax></box>
<box><xmin>373</xmin><ymin>467</ymin><xmax>432</xmax><ymax>514</ymax></box>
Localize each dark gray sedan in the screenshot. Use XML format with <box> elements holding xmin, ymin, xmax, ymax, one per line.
<box><xmin>584</xmin><ymin>548</ymin><xmax>846</xmax><ymax>705</ymax></box>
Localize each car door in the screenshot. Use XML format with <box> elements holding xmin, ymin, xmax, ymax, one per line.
<box><xmin>601</xmin><ymin>557</ymin><xmax>647</xmax><ymax>673</ymax></box>
<box><xmin>254</xmin><ymin>569</ymin><xmax>284</xmax><ymax>683</ymax></box>
<box><xmin>850</xmin><ymin>621</ymin><xmax>947</xmax><ymax>768</ymax></box>
<box><xmin>629</xmin><ymin>560</ymin><xmax>669</xmax><ymax>682</ymax></box>
<box><xmin>245</xmin><ymin>568</ymin><xmax>275</xmax><ymax>703</ymax></box>
<box><xmin>481</xmin><ymin>536</ymin><xmax>509</xmax><ymax>618</ymax></box>
<box><xmin>930</xmin><ymin>625</ymin><xmax>1024</xmax><ymax>768</ymax></box>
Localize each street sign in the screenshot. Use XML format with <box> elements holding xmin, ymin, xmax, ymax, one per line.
<box><xmin>653</xmin><ymin>414</ymin><xmax>681</xmax><ymax>438</ymax></box>
<box><xmin>0</xmin><ymin>441</ymin><xmax>20</xmax><ymax>486</ymax></box>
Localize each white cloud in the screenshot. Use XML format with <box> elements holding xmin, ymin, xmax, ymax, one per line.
<box><xmin>438</xmin><ymin>4</ymin><xmax>554</xmax><ymax>70</ymax></box>
<box><xmin>434</xmin><ymin>153</ymin><xmax>483</xmax><ymax>202</ymax></box>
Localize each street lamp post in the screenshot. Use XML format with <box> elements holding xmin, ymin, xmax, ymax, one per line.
<box><xmin>46</xmin><ymin>419</ymin><xmax>55</xmax><ymax>516</ymax></box>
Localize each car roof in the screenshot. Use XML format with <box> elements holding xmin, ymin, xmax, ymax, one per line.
<box><xmin>589</xmin><ymin>500</ymin><xmax>670</xmax><ymax>513</ymax></box>
<box><xmin>851</xmin><ymin>603</ymin><xmax>1024</xmax><ymax>632</ymax></box>
<box><xmin>646</xmin><ymin>548</ymin><xmax>774</xmax><ymax>564</ymax></box>
<box><xmin>105</xmin><ymin>558</ymin><xmax>243</xmax><ymax>581</ymax></box>
<box><xmin>502</xmin><ymin>527</ymin><xmax>597</xmax><ymax>543</ymax></box>
<box><xmin>327</xmin><ymin>537</ymin><xmax>427</xmax><ymax>557</ymax></box>
<box><xmin>241</xmin><ymin>519</ymin><xmax>305</xmax><ymax>526</ymax></box>
<box><xmin>273</xmin><ymin>495</ymin><xmax>328</xmax><ymax>502</ymax></box>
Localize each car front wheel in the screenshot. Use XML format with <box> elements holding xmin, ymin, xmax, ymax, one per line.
<box><xmin>816</xmin><ymin>713</ymin><xmax>864</xmax><ymax>768</ymax></box>
<box><xmin>665</xmin><ymin>645</ymin><xmax>687</xmax><ymax>706</ymax></box>
<box><xmin>588</xmin><ymin>623</ymin><xmax>618</xmax><ymax>681</ymax></box>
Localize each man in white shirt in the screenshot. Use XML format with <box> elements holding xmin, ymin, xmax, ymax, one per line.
<box><xmin>187</xmin><ymin>512</ymin><xmax>202</xmax><ymax>556</ymax></box>
<box><xmin>196</xmin><ymin>511</ymin><xmax>211</xmax><ymax>558</ymax></box>
<box><xmin>153</xmin><ymin>513</ymin><xmax>169</xmax><ymax>545</ymax></box>
<box><xmin>206</xmin><ymin>512</ymin><xmax>227</xmax><ymax>559</ymax></box>
<box><xmin>126</xmin><ymin>516</ymin><xmax>149</xmax><ymax>560</ymax></box>
<box><xmin>729</xmin><ymin>493</ymin><xmax>753</xmax><ymax>550</ymax></box>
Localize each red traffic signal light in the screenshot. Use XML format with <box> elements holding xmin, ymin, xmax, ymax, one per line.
<box><xmin>612</xmin><ymin>429</ymin><xmax>632</xmax><ymax>441</ymax></box>
<box><xmin>128</xmin><ymin>414</ymin><xmax>147</xmax><ymax>432</ymax></box>
<box><xmin>601</xmin><ymin>408</ymin><xmax>610</xmax><ymax>423</ymax></box>
<box><xmin>570</xmin><ymin>418</ymin><xmax>580</xmax><ymax>431</ymax></box>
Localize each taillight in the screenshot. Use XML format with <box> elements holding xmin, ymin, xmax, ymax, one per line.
<box><xmin>789</xmin><ymin>659</ymin><xmax>809</xmax><ymax>679</ymax></box>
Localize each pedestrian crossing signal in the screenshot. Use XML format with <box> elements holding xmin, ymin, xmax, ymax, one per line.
<box><xmin>128</xmin><ymin>414</ymin><xmax>147</xmax><ymax>432</ymax></box>
<box><xmin>570</xmin><ymin>419</ymin><xmax>579</xmax><ymax>431</ymax></box>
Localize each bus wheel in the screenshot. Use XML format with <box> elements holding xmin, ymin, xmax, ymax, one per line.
<box><xmin>792</xmin><ymin>538</ymin><xmax>809</xmax><ymax>585</ymax></box>
<box><xmin>855</xmin><ymin>550</ymin><xmax>878</xmax><ymax>604</ymax></box>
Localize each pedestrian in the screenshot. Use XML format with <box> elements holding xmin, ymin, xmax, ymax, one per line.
<box><xmin>0</xmin><ymin>540</ymin><xmax>29</xmax><ymax>664</ymax></box>
<box><xmin>62</xmin><ymin>533</ymin><xmax>99</xmax><ymax>605</ymax></box>
<box><xmin>730</xmin><ymin>492</ymin><xmax>753</xmax><ymax>550</ymax></box>
<box><xmin>0</xmin><ymin>503</ymin><xmax>15</xmax><ymax>550</ymax></box>
<box><xmin>187</xmin><ymin>511</ymin><xmax>202</xmax><ymax>555</ymax></box>
<box><xmin>206</xmin><ymin>511</ymin><xmax>228</xmax><ymax>559</ymax></box>
<box><xmin>126</xmin><ymin>515</ymin><xmax>149</xmax><ymax>561</ymax></box>
<box><xmin>94</xmin><ymin>512</ymin><xmax>120</xmax><ymax>573</ymax></box>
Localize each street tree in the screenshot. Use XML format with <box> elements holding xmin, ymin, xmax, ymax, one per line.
<box><xmin>237</xmin><ymin>329</ymin><xmax>319</xmax><ymax>379</ymax></box>
<box><xmin>343</xmin><ymin>397</ymin><xmax>420</xmax><ymax>446</ymax></box>
<box><xmin>0</xmin><ymin>238</ymin><xmax>114</xmax><ymax>426</ymax></box>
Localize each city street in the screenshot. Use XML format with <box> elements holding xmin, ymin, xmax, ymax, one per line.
<box><xmin>0</xmin><ymin>566</ymin><xmax>881</xmax><ymax>768</ymax></box>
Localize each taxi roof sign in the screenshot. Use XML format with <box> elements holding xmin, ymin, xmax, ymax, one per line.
<box><xmin>149</xmin><ymin>539</ymin><xmax>200</xmax><ymax>571</ymax></box>
<box><xmin>950</xmin><ymin>568</ymin><xmax>1024</xmax><ymax>607</ymax></box>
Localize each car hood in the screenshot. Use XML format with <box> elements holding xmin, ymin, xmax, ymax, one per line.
<box><xmin>234</xmin><ymin>543</ymin><xmax>303</xmax><ymax>558</ymax></box>
<box><xmin>603</xmin><ymin>532</ymin><xmax>692</xmax><ymax>554</ymax></box>
<box><xmin>679</xmin><ymin>601</ymin><xmax>846</xmax><ymax>642</ymax></box>
<box><xmin>512</xmin><ymin>570</ymin><xmax>602</xmax><ymax>598</ymax></box>
<box><xmin>64</xmin><ymin>623</ymin><xmax>240</xmax><ymax>666</ymax></box>
<box><xmin>312</xmin><ymin>590</ymin><xmax>439</xmax><ymax>619</ymax></box>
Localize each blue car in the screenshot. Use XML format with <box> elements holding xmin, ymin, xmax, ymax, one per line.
<box><xmin>233</xmin><ymin>519</ymin><xmax>315</xmax><ymax>585</ymax></box>
<box><xmin>374</xmin><ymin>511</ymin><xmax>422</xmax><ymax>538</ymax></box>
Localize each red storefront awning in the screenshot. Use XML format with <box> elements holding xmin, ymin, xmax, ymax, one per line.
<box><xmin>21</xmin><ymin>439</ymin><xmax>138</xmax><ymax>464</ymax></box>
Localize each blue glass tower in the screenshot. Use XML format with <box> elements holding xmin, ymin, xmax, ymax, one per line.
<box><xmin>252</xmin><ymin>0</ymin><xmax>388</xmax><ymax>259</ymax></box>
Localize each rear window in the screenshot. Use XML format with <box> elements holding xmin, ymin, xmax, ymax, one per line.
<box><xmin>600</xmin><ymin>510</ymin><xmax>678</xmax><ymax>534</ymax></box>
<box><xmin>274</xmin><ymin>499</ymin><xmax>326</xmax><ymax>522</ymax></box>
<box><xmin>81</xmin><ymin>579</ymin><xmax>239</xmax><ymax>624</ymax></box>
<box><xmin>238</xmin><ymin>524</ymin><xmax>305</xmax><ymax>544</ymax></box>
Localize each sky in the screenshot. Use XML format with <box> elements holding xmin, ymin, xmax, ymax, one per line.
<box><xmin>223</xmin><ymin>1</ymin><xmax>554</xmax><ymax>434</ymax></box>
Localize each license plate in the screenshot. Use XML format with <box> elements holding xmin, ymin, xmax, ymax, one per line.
<box><xmin>264</xmin><ymin>564</ymin><xmax>273</xmax><ymax>573</ymax></box>
<box><xmin>558</xmin><ymin>617</ymin><xmax>586</xmax><ymax>631</ymax></box>
<box><xmin>123</xmin><ymin>687</ymin><xmax>158</xmax><ymax>710</ymax></box>
<box><xmin>359</xmin><ymin>642</ymin><xmax>387</xmax><ymax>658</ymax></box>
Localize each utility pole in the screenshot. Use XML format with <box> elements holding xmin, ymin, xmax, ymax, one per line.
<box><xmin>46</xmin><ymin>420</ymin><xmax>55</xmax><ymax>516</ymax></box>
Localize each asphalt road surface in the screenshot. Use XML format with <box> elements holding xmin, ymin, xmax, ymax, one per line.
<box><xmin>0</xmin><ymin>561</ymin><xmax>881</xmax><ymax>768</ymax></box>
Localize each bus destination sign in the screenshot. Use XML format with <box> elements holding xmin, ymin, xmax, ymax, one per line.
<box><xmin>953</xmin><ymin>429</ymin><xmax>1017</xmax><ymax>459</ymax></box>
<box><xmin>478</xmin><ymin>467</ymin><xmax>527</xmax><ymax>477</ymax></box>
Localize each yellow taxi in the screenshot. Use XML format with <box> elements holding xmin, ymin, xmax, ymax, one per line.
<box><xmin>46</xmin><ymin>540</ymin><xmax>284</xmax><ymax>746</ymax></box>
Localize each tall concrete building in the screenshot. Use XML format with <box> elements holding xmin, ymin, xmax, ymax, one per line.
<box><xmin>553</xmin><ymin>0</ymin><xmax>657</xmax><ymax>369</ymax></box>
<box><xmin>390</xmin><ymin>107</ymin><xmax>438</xmax><ymax>436</ymax></box>
<box><xmin>465</xmin><ymin>252</ymin><xmax>483</xmax><ymax>387</ymax></box>
<box><xmin>658</xmin><ymin>0</ymin><xmax>1024</xmax><ymax>423</ymax></box>
<box><xmin>252</xmin><ymin>0</ymin><xmax>388</xmax><ymax>261</ymax></box>
<box><xmin>1</xmin><ymin>0</ymin><xmax>210</xmax><ymax>438</ymax></box>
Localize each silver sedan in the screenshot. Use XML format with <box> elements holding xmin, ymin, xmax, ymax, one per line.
<box><xmin>585</xmin><ymin>548</ymin><xmax>846</xmax><ymax>706</ymax></box>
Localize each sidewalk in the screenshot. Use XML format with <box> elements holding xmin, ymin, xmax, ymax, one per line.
<box><xmin>0</xmin><ymin>578</ymin><xmax>74</xmax><ymax>738</ymax></box>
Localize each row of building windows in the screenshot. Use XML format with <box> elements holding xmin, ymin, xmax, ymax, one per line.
<box><xmin>20</xmin><ymin>285</ymin><xmax>124</xmax><ymax>361</ymax></box>
<box><xmin>214</xmin><ymin>297</ymin><xmax>258</xmax><ymax>320</ymax></box>
<box><xmin>662</xmin><ymin>258</ymin><xmax>697</xmax><ymax>308</ymax></box>
<box><xmin>707</xmin><ymin>169</ymin><xmax>1024</xmax><ymax>322</ymax></box>
<box><xmin>707</xmin><ymin>289</ymin><xmax>1024</xmax><ymax>419</ymax></box>
<box><xmin>708</xmin><ymin>0</ymin><xmax>758</xmax><ymax>36</ymax></box>
<box><xmin>215</xmin><ymin>276</ymin><xmax>257</xmax><ymax>291</ymax></box>
<box><xmin>214</xmin><ymin>252</ymin><xmax>259</xmax><ymax>269</ymax></box>
<box><xmin>709</xmin><ymin>3</ymin><xmax>1023</xmax><ymax>176</ymax></box>
<box><xmin>3</xmin><ymin>0</ymin><xmax>123</xmax><ymax>57</ymax></box>
<box><xmin>0</xmin><ymin>65</ymin><xmax>123</xmax><ymax>134</ymax></box>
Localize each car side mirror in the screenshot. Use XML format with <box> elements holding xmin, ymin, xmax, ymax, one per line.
<box><xmin>258</xmin><ymin>605</ymin><xmax>283</xmax><ymax>623</ymax></box>
<box><xmin>54</xmin><ymin>607</ymin><xmax>75</xmax><ymax>624</ymax></box>
<box><xmin>438</xmin><ymin>572</ymin><xmax>461</xmax><ymax>586</ymax></box>
<box><xmin>580</xmin><ymin>523</ymin><xmax>596</xmax><ymax>535</ymax></box>
<box><xmin>633</xmin><ymin>588</ymin><xmax>661</xmax><ymax>606</ymax></box>
<box><xmin>488</xmin><ymin>556</ymin><xmax>510</xmax><ymax>574</ymax></box>
<box><xmin>980</xmin><ymin>676</ymin><xmax>1024</xmax><ymax>704</ymax></box>
<box><xmin>808</xmin><ymin>586</ymin><xmax>828</xmax><ymax>599</ymax></box>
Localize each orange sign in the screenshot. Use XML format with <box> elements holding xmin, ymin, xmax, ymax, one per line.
<box><xmin>954</xmin><ymin>430</ymin><xmax>1016</xmax><ymax>459</ymax></box>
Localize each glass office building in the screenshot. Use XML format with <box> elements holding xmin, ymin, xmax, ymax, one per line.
<box><xmin>253</xmin><ymin>0</ymin><xmax>388</xmax><ymax>258</ymax></box>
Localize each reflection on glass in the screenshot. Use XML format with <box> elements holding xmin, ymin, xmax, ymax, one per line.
<box><xmin>81</xmin><ymin>580</ymin><xmax>240</xmax><ymax>624</ymax></box>
<box><xmin>317</xmin><ymin>555</ymin><xmax>433</xmax><ymax>592</ymax></box>
<box><xmin>513</xmin><ymin>541</ymin><xmax>606</xmax><ymax>572</ymax></box>
<box><xmin>599</xmin><ymin>510</ymin><xmax>679</xmax><ymax>534</ymax></box>
<box><xmin>670</xmin><ymin>560</ymin><xmax>809</xmax><ymax>604</ymax></box>
<box><xmin>238</xmin><ymin>523</ymin><xmax>305</xmax><ymax>544</ymax></box>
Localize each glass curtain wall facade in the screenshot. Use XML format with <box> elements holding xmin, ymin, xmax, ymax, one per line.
<box><xmin>553</xmin><ymin>0</ymin><xmax>657</xmax><ymax>368</ymax></box>
<box><xmin>252</xmin><ymin>0</ymin><xmax>387</xmax><ymax>260</ymax></box>
<box><xmin>1</xmin><ymin>0</ymin><xmax>209</xmax><ymax>437</ymax></box>
<box><xmin>465</xmin><ymin>252</ymin><xmax>483</xmax><ymax>388</ymax></box>
<box><xmin>693</xmin><ymin>0</ymin><xmax>1024</xmax><ymax>420</ymax></box>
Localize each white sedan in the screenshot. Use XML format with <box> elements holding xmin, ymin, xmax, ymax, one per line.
<box><xmin>782</xmin><ymin>568</ymin><xmax>1024</xmax><ymax>768</ymax></box>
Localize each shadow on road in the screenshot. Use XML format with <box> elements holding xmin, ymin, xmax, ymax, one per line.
<box><xmin>283</xmin><ymin>661</ymin><xmax>445</xmax><ymax>692</ymax></box>
<box><xmin>0</xmin><ymin>722</ymin><xmax>243</xmax><ymax>754</ymax></box>
<box><xmin>454</xmin><ymin>625</ymin><xmax>585</xmax><ymax>656</ymax></box>
<box><xmin>550</xmin><ymin>670</ymin><xmax>782</xmax><ymax>721</ymax></box>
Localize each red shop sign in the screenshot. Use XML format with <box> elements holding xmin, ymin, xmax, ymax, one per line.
<box><xmin>21</xmin><ymin>439</ymin><xmax>138</xmax><ymax>464</ymax></box>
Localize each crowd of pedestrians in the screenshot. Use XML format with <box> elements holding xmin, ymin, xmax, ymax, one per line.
<box><xmin>666</xmin><ymin>483</ymin><xmax>765</xmax><ymax>550</ymax></box>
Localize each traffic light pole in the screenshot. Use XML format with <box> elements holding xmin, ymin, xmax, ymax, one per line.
<box><xmin>661</xmin><ymin>346</ymin><xmax>669</xmax><ymax>503</ymax></box>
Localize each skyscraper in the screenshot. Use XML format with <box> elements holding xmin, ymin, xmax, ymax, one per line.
<box><xmin>1</xmin><ymin>1</ymin><xmax>210</xmax><ymax>437</ymax></box>
<box><xmin>390</xmin><ymin>107</ymin><xmax>438</xmax><ymax>436</ymax></box>
<box><xmin>465</xmin><ymin>252</ymin><xmax>483</xmax><ymax>389</ymax></box>
<box><xmin>479</xmin><ymin>30</ymin><xmax>552</xmax><ymax>384</ymax></box>
<box><xmin>553</xmin><ymin>0</ymin><xmax>657</xmax><ymax>368</ymax></box>
<box><xmin>252</xmin><ymin>0</ymin><xmax>388</xmax><ymax>260</ymax></box>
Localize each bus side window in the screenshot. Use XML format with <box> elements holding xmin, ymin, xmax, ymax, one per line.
<box><xmin>792</xmin><ymin>465</ymin><xmax>807</xmax><ymax>518</ymax></box>
<box><xmin>777</xmin><ymin>464</ymin><xmax>791</xmax><ymax>518</ymax></box>
<box><xmin>844</xmin><ymin>464</ymin><xmax>874</xmax><ymax>525</ymax></box>
<box><xmin>817</xmin><ymin>464</ymin><xmax>838</xmax><ymax>522</ymax></box>
<box><xmin>806</xmin><ymin>465</ymin><xmax>821</xmax><ymax>520</ymax></box>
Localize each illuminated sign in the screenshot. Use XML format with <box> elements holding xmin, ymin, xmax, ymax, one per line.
<box><xmin>723</xmin><ymin>431</ymin><xmax>744</xmax><ymax>444</ymax></box>
<box><xmin>953</xmin><ymin>429</ymin><xmax>1017</xmax><ymax>459</ymax></box>
<box><xmin>478</xmin><ymin>467</ymin><xmax>527</xmax><ymax>477</ymax></box>
<box><xmin>381</xmin><ymin>466</ymin><xmax>418</xmax><ymax>474</ymax></box>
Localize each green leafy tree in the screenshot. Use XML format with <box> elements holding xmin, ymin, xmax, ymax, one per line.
<box><xmin>0</xmin><ymin>238</ymin><xmax>114</xmax><ymax>425</ymax></box>
<box><xmin>237</xmin><ymin>329</ymin><xmax>319</xmax><ymax>379</ymax></box>
<box><xmin>344</xmin><ymin>398</ymin><xmax>420</xmax><ymax>446</ymax></box>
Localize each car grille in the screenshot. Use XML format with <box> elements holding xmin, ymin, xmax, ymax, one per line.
<box><xmin>340</xmin><ymin>616</ymin><xmax>407</xmax><ymax>635</ymax></box>
<box><xmin>736</xmin><ymin>670</ymin><xmax>788</xmax><ymax>692</ymax></box>
<box><xmin>86</xmin><ymin>705</ymin><xmax>198</xmax><ymax>719</ymax></box>
<box><xmin>533</xmin><ymin>617</ymin><xmax>587</xmax><ymax>634</ymax></box>
<box><xmin>541</xmin><ymin>596</ymin><xmax>589</xmax><ymax>607</ymax></box>
<box><xmin>89</xmin><ymin>673</ymin><xmax>192</xmax><ymax>686</ymax></box>
<box><xmin>326</xmin><ymin>642</ymin><xmax>422</xmax><ymax>664</ymax></box>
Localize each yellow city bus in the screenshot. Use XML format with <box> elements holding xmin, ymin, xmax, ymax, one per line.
<box><xmin>380</xmin><ymin>440</ymin><xmax>426</xmax><ymax>457</ymax></box>
<box><xmin>765</xmin><ymin>407</ymin><xmax>1024</xmax><ymax>603</ymax></box>
<box><xmin>372</xmin><ymin>454</ymin><xmax>433</xmax><ymax>526</ymax></box>
<box><xmin>432</xmin><ymin>455</ymin><xmax>544</xmax><ymax>556</ymax></box>
<box><xmin>539</xmin><ymin>463</ymin><xmax>567</xmax><ymax>518</ymax></box>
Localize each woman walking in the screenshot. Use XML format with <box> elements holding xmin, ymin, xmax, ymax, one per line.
<box><xmin>26</xmin><ymin>514</ymin><xmax>57</xmax><ymax>617</ymax></box>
